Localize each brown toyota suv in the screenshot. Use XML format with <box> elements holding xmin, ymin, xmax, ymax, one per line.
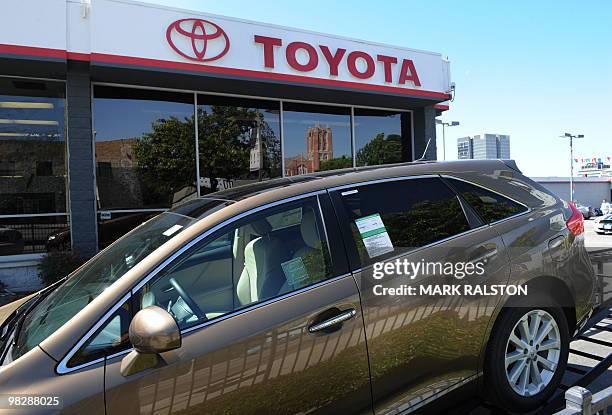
<box><xmin>0</xmin><ymin>160</ymin><xmax>595</xmax><ymax>414</ymax></box>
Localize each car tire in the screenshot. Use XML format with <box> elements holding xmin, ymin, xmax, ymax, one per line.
<box><xmin>484</xmin><ymin>304</ymin><xmax>569</xmax><ymax>412</ymax></box>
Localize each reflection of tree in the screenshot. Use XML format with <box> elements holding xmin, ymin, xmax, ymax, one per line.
<box><xmin>350</xmin><ymin>198</ymin><xmax>470</xmax><ymax>262</ymax></box>
<box><xmin>459</xmin><ymin>191</ymin><xmax>523</xmax><ymax>223</ymax></box>
<box><xmin>133</xmin><ymin>116</ymin><xmax>197</xmax><ymax>206</ymax></box>
<box><xmin>318</xmin><ymin>155</ymin><xmax>353</xmax><ymax>171</ymax></box>
<box><xmin>356</xmin><ymin>133</ymin><xmax>402</xmax><ymax>166</ymax></box>
<box><xmin>198</xmin><ymin>106</ymin><xmax>281</xmax><ymax>192</ymax></box>
<box><xmin>132</xmin><ymin>107</ymin><xmax>282</xmax><ymax>202</ymax></box>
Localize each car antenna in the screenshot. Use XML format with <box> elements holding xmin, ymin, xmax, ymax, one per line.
<box><xmin>415</xmin><ymin>138</ymin><xmax>432</xmax><ymax>161</ymax></box>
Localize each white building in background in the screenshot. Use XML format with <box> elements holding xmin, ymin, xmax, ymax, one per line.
<box><xmin>576</xmin><ymin>156</ymin><xmax>612</xmax><ymax>177</ymax></box>
<box><xmin>457</xmin><ymin>134</ymin><xmax>510</xmax><ymax>160</ymax></box>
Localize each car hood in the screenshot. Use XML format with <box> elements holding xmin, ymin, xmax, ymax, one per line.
<box><xmin>0</xmin><ymin>293</ymin><xmax>35</xmax><ymax>327</ymax></box>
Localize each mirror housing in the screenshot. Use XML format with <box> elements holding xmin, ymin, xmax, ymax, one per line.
<box><xmin>129</xmin><ymin>305</ymin><xmax>181</xmax><ymax>353</ymax></box>
<box><xmin>120</xmin><ymin>306</ymin><xmax>181</xmax><ymax>377</ymax></box>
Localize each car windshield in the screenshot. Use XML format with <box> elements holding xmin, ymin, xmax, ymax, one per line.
<box><xmin>11</xmin><ymin>211</ymin><xmax>197</xmax><ymax>361</ymax></box>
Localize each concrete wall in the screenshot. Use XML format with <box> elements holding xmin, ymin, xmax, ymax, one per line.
<box><xmin>535</xmin><ymin>179</ymin><xmax>612</xmax><ymax>207</ymax></box>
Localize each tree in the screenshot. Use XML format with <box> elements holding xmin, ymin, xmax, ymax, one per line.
<box><xmin>356</xmin><ymin>133</ymin><xmax>402</xmax><ymax>166</ymax></box>
<box><xmin>133</xmin><ymin>116</ymin><xmax>197</xmax><ymax>206</ymax></box>
<box><xmin>318</xmin><ymin>155</ymin><xmax>353</xmax><ymax>171</ymax></box>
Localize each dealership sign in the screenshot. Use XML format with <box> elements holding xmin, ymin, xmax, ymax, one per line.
<box><xmin>0</xmin><ymin>0</ymin><xmax>451</xmax><ymax>98</ymax></box>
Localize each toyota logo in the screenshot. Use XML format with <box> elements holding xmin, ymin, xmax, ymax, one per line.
<box><xmin>166</xmin><ymin>18</ymin><xmax>230</xmax><ymax>62</ymax></box>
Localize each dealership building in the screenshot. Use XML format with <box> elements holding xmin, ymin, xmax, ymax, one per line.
<box><xmin>0</xmin><ymin>0</ymin><xmax>451</xmax><ymax>285</ymax></box>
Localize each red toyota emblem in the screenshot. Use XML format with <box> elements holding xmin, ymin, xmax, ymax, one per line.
<box><xmin>166</xmin><ymin>18</ymin><xmax>230</xmax><ymax>62</ymax></box>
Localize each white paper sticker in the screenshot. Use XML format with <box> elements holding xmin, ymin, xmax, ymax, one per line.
<box><xmin>281</xmin><ymin>257</ymin><xmax>310</xmax><ymax>287</ymax></box>
<box><xmin>355</xmin><ymin>213</ymin><xmax>394</xmax><ymax>258</ymax></box>
<box><xmin>162</xmin><ymin>224</ymin><xmax>183</xmax><ymax>237</ymax></box>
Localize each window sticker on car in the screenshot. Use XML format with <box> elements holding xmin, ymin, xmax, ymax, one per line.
<box><xmin>281</xmin><ymin>257</ymin><xmax>310</xmax><ymax>287</ymax></box>
<box><xmin>267</xmin><ymin>207</ymin><xmax>303</xmax><ymax>230</ymax></box>
<box><xmin>355</xmin><ymin>213</ymin><xmax>394</xmax><ymax>258</ymax></box>
<box><xmin>162</xmin><ymin>224</ymin><xmax>183</xmax><ymax>237</ymax></box>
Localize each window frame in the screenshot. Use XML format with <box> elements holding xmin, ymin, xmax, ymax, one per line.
<box><xmin>328</xmin><ymin>174</ymin><xmax>531</xmax><ymax>271</ymax></box>
<box><xmin>57</xmin><ymin>189</ymin><xmax>348</xmax><ymax>374</ymax></box>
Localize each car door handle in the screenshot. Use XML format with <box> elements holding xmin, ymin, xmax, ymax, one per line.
<box><xmin>308</xmin><ymin>309</ymin><xmax>357</xmax><ymax>333</ymax></box>
<box><xmin>469</xmin><ymin>248</ymin><xmax>498</xmax><ymax>264</ymax></box>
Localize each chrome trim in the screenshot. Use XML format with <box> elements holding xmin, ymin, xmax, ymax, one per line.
<box><xmin>308</xmin><ymin>308</ymin><xmax>356</xmax><ymax>333</ymax></box>
<box><xmin>181</xmin><ymin>273</ymin><xmax>351</xmax><ymax>335</ymax></box>
<box><xmin>106</xmin><ymin>348</ymin><xmax>133</xmax><ymax>361</ymax></box>
<box><xmin>56</xmin><ymin>292</ymin><xmax>132</xmax><ymax>374</ymax></box>
<box><xmin>316</xmin><ymin>194</ymin><xmax>331</xmax><ymax>257</ymax></box>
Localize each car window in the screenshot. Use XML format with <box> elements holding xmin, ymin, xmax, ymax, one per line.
<box><xmin>445</xmin><ymin>178</ymin><xmax>527</xmax><ymax>224</ymax></box>
<box><xmin>68</xmin><ymin>300</ymin><xmax>132</xmax><ymax>368</ymax></box>
<box><xmin>337</xmin><ymin>177</ymin><xmax>471</xmax><ymax>266</ymax></box>
<box><xmin>136</xmin><ymin>197</ymin><xmax>333</xmax><ymax>330</ymax></box>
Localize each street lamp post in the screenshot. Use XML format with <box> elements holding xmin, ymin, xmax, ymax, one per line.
<box><xmin>560</xmin><ymin>132</ymin><xmax>584</xmax><ymax>203</ymax></box>
<box><xmin>436</xmin><ymin>120</ymin><xmax>460</xmax><ymax>161</ymax></box>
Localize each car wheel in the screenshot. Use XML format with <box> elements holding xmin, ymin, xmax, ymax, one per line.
<box><xmin>484</xmin><ymin>306</ymin><xmax>569</xmax><ymax>412</ymax></box>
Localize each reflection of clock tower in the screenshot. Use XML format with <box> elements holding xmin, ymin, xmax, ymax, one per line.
<box><xmin>307</xmin><ymin>125</ymin><xmax>333</xmax><ymax>171</ymax></box>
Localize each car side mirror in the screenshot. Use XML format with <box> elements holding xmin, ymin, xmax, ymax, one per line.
<box><xmin>120</xmin><ymin>306</ymin><xmax>181</xmax><ymax>377</ymax></box>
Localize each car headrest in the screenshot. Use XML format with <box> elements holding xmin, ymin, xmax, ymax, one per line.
<box><xmin>251</xmin><ymin>217</ymin><xmax>272</xmax><ymax>235</ymax></box>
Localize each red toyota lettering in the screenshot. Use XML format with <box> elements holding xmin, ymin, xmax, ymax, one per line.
<box><xmin>320</xmin><ymin>46</ymin><xmax>346</xmax><ymax>76</ymax></box>
<box><xmin>398</xmin><ymin>59</ymin><xmax>421</xmax><ymax>86</ymax></box>
<box><xmin>347</xmin><ymin>51</ymin><xmax>375</xmax><ymax>79</ymax></box>
<box><xmin>254</xmin><ymin>35</ymin><xmax>282</xmax><ymax>68</ymax></box>
<box><xmin>286</xmin><ymin>42</ymin><xmax>318</xmax><ymax>72</ymax></box>
<box><xmin>376</xmin><ymin>54</ymin><xmax>397</xmax><ymax>83</ymax></box>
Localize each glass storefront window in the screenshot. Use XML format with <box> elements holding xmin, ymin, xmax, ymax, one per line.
<box><xmin>93</xmin><ymin>86</ymin><xmax>197</xmax><ymax>210</ymax></box>
<box><xmin>197</xmin><ymin>95</ymin><xmax>281</xmax><ymax>195</ymax></box>
<box><xmin>353</xmin><ymin>108</ymin><xmax>411</xmax><ymax>167</ymax></box>
<box><xmin>0</xmin><ymin>77</ymin><xmax>68</xmax><ymax>256</ymax></box>
<box><xmin>282</xmin><ymin>103</ymin><xmax>353</xmax><ymax>175</ymax></box>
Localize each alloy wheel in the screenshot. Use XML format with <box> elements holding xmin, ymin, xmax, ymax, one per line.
<box><xmin>504</xmin><ymin>309</ymin><xmax>561</xmax><ymax>397</ymax></box>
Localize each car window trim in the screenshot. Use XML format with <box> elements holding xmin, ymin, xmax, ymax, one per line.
<box><xmin>56</xmin><ymin>189</ymin><xmax>330</xmax><ymax>374</ymax></box>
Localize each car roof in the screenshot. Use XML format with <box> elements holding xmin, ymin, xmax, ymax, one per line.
<box><xmin>171</xmin><ymin>159</ymin><xmax>518</xmax><ymax>220</ymax></box>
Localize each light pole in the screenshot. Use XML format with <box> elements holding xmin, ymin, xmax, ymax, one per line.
<box><xmin>560</xmin><ymin>132</ymin><xmax>584</xmax><ymax>203</ymax></box>
<box><xmin>436</xmin><ymin>120</ymin><xmax>460</xmax><ymax>160</ymax></box>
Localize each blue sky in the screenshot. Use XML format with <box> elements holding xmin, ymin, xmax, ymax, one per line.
<box><xmin>149</xmin><ymin>0</ymin><xmax>612</xmax><ymax>177</ymax></box>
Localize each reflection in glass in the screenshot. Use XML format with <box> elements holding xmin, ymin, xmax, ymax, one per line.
<box><xmin>0</xmin><ymin>215</ymin><xmax>69</xmax><ymax>255</ymax></box>
<box><xmin>197</xmin><ymin>95</ymin><xmax>281</xmax><ymax>195</ymax></box>
<box><xmin>93</xmin><ymin>87</ymin><xmax>197</xmax><ymax>210</ymax></box>
<box><xmin>282</xmin><ymin>103</ymin><xmax>353</xmax><ymax>175</ymax></box>
<box><xmin>354</xmin><ymin>108</ymin><xmax>410</xmax><ymax>167</ymax></box>
<box><xmin>0</xmin><ymin>78</ymin><xmax>67</xmax><ymax>215</ymax></box>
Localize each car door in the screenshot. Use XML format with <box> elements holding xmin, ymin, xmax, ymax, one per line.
<box><xmin>99</xmin><ymin>194</ymin><xmax>372</xmax><ymax>415</ymax></box>
<box><xmin>329</xmin><ymin>176</ymin><xmax>510</xmax><ymax>413</ymax></box>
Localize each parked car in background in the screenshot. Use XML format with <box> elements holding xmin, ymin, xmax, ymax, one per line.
<box><xmin>0</xmin><ymin>160</ymin><xmax>596</xmax><ymax>414</ymax></box>
<box><xmin>575</xmin><ymin>203</ymin><xmax>596</xmax><ymax>219</ymax></box>
<box><xmin>595</xmin><ymin>214</ymin><xmax>612</xmax><ymax>234</ymax></box>
<box><xmin>46</xmin><ymin>212</ymin><xmax>159</xmax><ymax>252</ymax></box>
<box><xmin>0</xmin><ymin>227</ymin><xmax>24</xmax><ymax>256</ymax></box>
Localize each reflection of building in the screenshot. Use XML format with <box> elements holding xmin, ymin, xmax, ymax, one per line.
<box><xmin>0</xmin><ymin>139</ymin><xmax>66</xmax><ymax>213</ymax></box>
<box><xmin>95</xmin><ymin>139</ymin><xmax>143</xmax><ymax>209</ymax></box>
<box><xmin>457</xmin><ymin>134</ymin><xmax>510</xmax><ymax>160</ymax></box>
<box><xmin>576</xmin><ymin>156</ymin><xmax>612</xmax><ymax>177</ymax></box>
<box><xmin>285</xmin><ymin>126</ymin><xmax>333</xmax><ymax>176</ymax></box>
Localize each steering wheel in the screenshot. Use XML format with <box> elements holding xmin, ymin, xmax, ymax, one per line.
<box><xmin>169</xmin><ymin>278</ymin><xmax>207</xmax><ymax>322</ymax></box>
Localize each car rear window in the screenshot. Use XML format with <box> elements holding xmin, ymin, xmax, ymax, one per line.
<box><xmin>446</xmin><ymin>178</ymin><xmax>528</xmax><ymax>224</ymax></box>
<box><xmin>336</xmin><ymin>177</ymin><xmax>471</xmax><ymax>265</ymax></box>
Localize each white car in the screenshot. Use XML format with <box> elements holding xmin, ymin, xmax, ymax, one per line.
<box><xmin>596</xmin><ymin>214</ymin><xmax>612</xmax><ymax>234</ymax></box>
